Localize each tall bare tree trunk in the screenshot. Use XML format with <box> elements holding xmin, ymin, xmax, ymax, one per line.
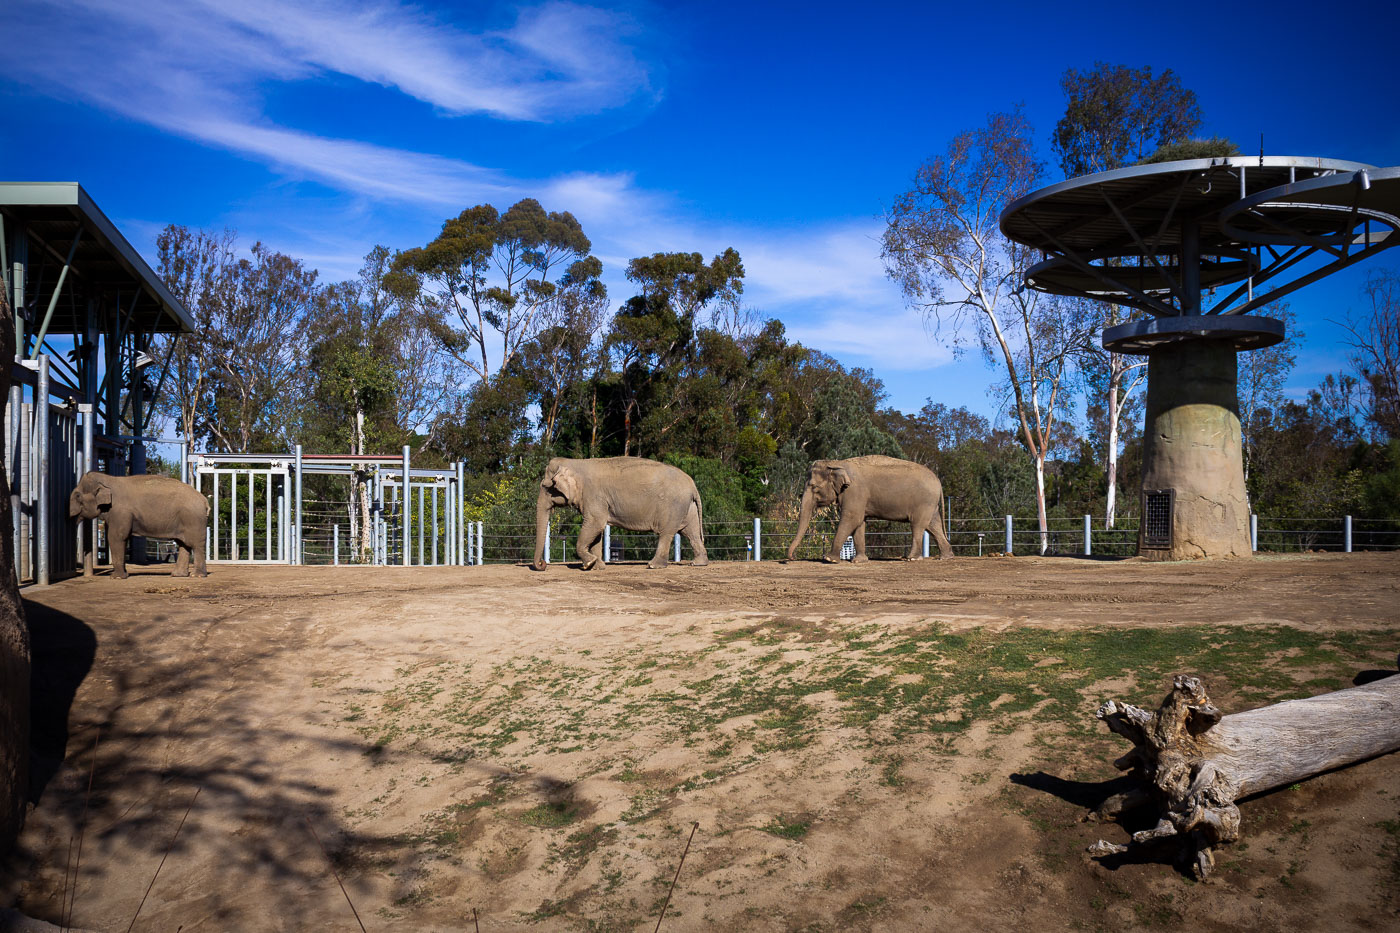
<box><xmin>0</xmin><ymin>291</ymin><xmax>30</xmax><ymax>855</ymax></box>
<box><xmin>1105</xmin><ymin>352</ymin><xmax>1122</xmax><ymax>529</ymax></box>
<box><xmin>1034</xmin><ymin>455</ymin><xmax>1049</xmax><ymax>555</ymax></box>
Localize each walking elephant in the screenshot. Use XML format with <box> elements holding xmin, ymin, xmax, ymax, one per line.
<box><xmin>786</xmin><ymin>455</ymin><xmax>954</xmax><ymax>563</ymax></box>
<box><xmin>532</xmin><ymin>457</ymin><xmax>708</xmax><ymax>571</ymax></box>
<box><xmin>68</xmin><ymin>472</ymin><xmax>210</xmax><ymax>579</ymax></box>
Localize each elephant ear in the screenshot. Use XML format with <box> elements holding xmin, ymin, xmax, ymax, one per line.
<box><xmin>829</xmin><ymin>466</ymin><xmax>853</xmax><ymax>494</ymax></box>
<box><xmin>94</xmin><ymin>482</ymin><xmax>114</xmax><ymax>508</ymax></box>
<box><xmin>552</xmin><ymin>466</ymin><xmax>582</xmax><ymax>505</ymax></box>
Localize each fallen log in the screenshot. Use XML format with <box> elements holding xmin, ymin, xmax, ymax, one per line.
<box><xmin>1086</xmin><ymin>661</ymin><xmax>1400</xmax><ymax>879</ymax></box>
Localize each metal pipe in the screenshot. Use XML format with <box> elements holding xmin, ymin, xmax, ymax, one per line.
<box><xmin>277</xmin><ymin>491</ymin><xmax>285</xmax><ymax>562</ymax></box>
<box><xmin>1344</xmin><ymin>515</ymin><xmax>1352</xmax><ymax>553</ymax></box>
<box><xmin>19</xmin><ymin>401</ymin><xmax>29</xmax><ymax>581</ymax></box>
<box><xmin>923</xmin><ymin>530</ymin><xmax>930</xmax><ymax>558</ymax></box>
<box><xmin>417</xmin><ymin>483</ymin><xmax>425</xmax><ymax>565</ymax></box>
<box><xmin>333</xmin><ymin>523</ymin><xmax>339</xmax><ymax>565</ymax></box>
<box><xmin>1250</xmin><ymin>513</ymin><xmax>1258</xmax><ymax>552</ymax></box>
<box><xmin>8</xmin><ymin>385</ymin><xmax>19</xmax><ymax>580</ymax></box>
<box><xmin>544</xmin><ymin>524</ymin><xmax>550</xmax><ymax>564</ymax></box>
<box><xmin>603</xmin><ymin>525</ymin><xmax>610</xmax><ymax>564</ymax></box>
<box><xmin>31</xmin><ymin>231</ymin><xmax>82</xmax><ymax>359</ymax></box>
<box><xmin>401</xmin><ymin>445</ymin><xmax>410</xmax><ymax>566</ymax></box>
<box><xmin>753</xmin><ymin>517</ymin><xmax>761</xmax><ymax>562</ymax></box>
<box><xmin>294</xmin><ymin>444</ymin><xmax>303</xmax><ymax>565</ymax></box>
<box><xmin>213</xmin><ymin>471</ymin><xmax>220</xmax><ymax>560</ymax></box>
<box><xmin>1004</xmin><ymin>515</ymin><xmax>1013</xmax><ymax>555</ymax></box>
<box><xmin>458</xmin><ymin>462</ymin><xmax>466</xmax><ymax>565</ymax></box>
<box><xmin>247</xmin><ymin>471</ymin><xmax>254</xmax><ymax>560</ymax></box>
<box><xmin>80</xmin><ymin>403</ymin><xmax>93</xmax><ymax>575</ymax></box>
<box><xmin>231</xmin><ymin>465</ymin><xmax>238</xmax><ymax>561</ymax></box>
<box><xmin>476</xmin><ymin>520</ymin><xmax>483</xmax><ymax>565</ymax></box>
<box><xmin>1084</xmin><ymin>514</ymin><xmax>1092</xmax><ymax>556</ymax></box>
<box><xmin>466</xmin><ymin>516</ymin><xmax>473</xmax><ymax>566</ymax></box>
<box><xmin>674</xmin><ymin>533</ymin><xmax>681</xmax><ymax>563</ymax></box>
<box><xmin>431</xmin><ymin>486</ymin><xmax>438</xmax><ymax>566</ymax></box>
<box><xmin>36</xmin><ymin>356</ymin><xmax>49</xmax><ymax>585</ymax></box>
<box><xmin>265</xmin><ymin>469</ymin><xmax>272</xmax><ymax>559</ymax></box>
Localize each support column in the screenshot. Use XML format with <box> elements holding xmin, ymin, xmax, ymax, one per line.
<box><xmin>1138</xmin><ymin>341</ymin><xmax>1251</xmax><ymax>560</ymax></box>
<box><xmin>35</xmin><ymin>357</ymin><xmax>48</xmax><ymax>586</ymax></box>
<box><xmin>294</xmin><ymin>444</ymin><xmax>303</xmax><ymax>565</ymax></box>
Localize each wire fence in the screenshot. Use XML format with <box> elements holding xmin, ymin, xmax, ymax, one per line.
<box><xmin>165</xmin><ymin>507</ymin><xmax>1399</xmax><ymax>567</ymax></box>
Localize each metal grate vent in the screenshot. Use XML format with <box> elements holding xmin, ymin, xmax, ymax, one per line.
<box><xmin>1143</xmin><ymin>489</ymin><xmax>1174</xmax><ymax>549</ymax></box>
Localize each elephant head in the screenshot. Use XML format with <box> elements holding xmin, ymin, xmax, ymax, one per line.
<box><xmin>68</xmin><ymin>472</ymin><xmax>114</xmax><ymax>520</ymax></box>
<box><xmin>533</xmin><ymin>459</ymin><xmax>582</xmax><ymax>570</ymax></box>
<box><xmin>786</xmin><ymin>461</ymin><xmax>851</xmax><ymax>559</ymax></box>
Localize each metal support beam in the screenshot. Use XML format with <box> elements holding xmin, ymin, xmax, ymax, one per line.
<box><xmin>294</xmin><ymin>444</ymin><xmax>303</xmax><ymax>565</ymax></box>
<box><xmin>30</xmin><ymin>229</ymin><xmax>81</xmax><ymax>359</ymax></box>
<box><xmin>35</xmin><ymin>356</ymin><xmax>49</xmax><ymax>585</ymax></box>
<box><xmin>401</xmin><ymin>445</ymin><xmax>410</xmax><ymax>566</ymax></box>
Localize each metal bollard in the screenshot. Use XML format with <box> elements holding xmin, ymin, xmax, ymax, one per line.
<box><xmin>1004</xmin><ymin>515</ymin><xmax>1013</xmax><ymax>555</ymax></box>
<box><xmin>1250</xmin><ymin>513</ymin><xmax>1258</xmax><ymax>552</ymax></box>
<box><xmin>603</xmin><ymin>525</ymin><xmax>610</xmax><ymax>564</ymax></box>
<box><xmin>1344</xmin><ymin>515</ymin><xmax>1352</xmax><ymax>553</ymax></box>
<box><xmin>922</xmin><ymin>531</ymin><xmax>929</xmax><ymax>558</ymax></box>
<box><xmin>544</xmin><ymin>525</ymin><xmax>550</xmax><ymax>564</ymax></box>
<box><xmin>753</xmin><ymin>517</ymin><xmax>761</xmax><ymax>562</ymax></box>
<box><xmin>476</xmin><ymin>521</ymin><xmax>483</xmax><ymax>565</ymax></box>
<box><xmin>333</xmin><ymin>524</ymin><xmax>339</xmax><ymax>565</ymax></box>
<box><xmin>1083</xmin><ymin>514</ymin><xmax>1091</xmax><ymax>556</ymax></box>
<box><xmin>674</xmin><ymin>533</ymin><xmax>681</xmax><ymax>563</ymax></box>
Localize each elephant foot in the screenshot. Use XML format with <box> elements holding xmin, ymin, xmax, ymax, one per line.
<box><xmin>851</xmin><ymin>554</ymin><xmax>870</xmax><ymax>564</ymax></box>
<box><xmin>580</xmin><ymin>557</ymin><xmax>599</xmax><ymax>571</ymax></box>
<box><xmin>647</xmin><ymin>560</ymin><xmax>668</xmax><ymax>570</ymax></box>
<box><xmin>820</xmin><ymin>554</ymin><xmax>841</xmax><ymax>564</ymax></box>
<box><xmin>531</xmin><ymin>560</ymin><xmax>548</xmax><ymax>572</ymax></box>
<box><xmin>171</xmin><ymin>570</ymin><xmax>190</xmax><ymax>578</ymax></box>
<box><xmin>112</xmin><ymin>571</ymin><xmax>129</xmax><ymax>580</ymax></box>
<box><xmin>195</xmin><ymin>570</ymin><xmax>209</xmax><ymax>578</ymax></box>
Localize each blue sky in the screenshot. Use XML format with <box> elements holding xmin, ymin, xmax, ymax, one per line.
<box><xmin>3</xmin><ymin>0</ymin><xmax>1398</xmax><ymax>422</ymax></box>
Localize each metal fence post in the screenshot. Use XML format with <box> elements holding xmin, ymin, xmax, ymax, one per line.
<box><xmin>923</xmin><ymin>530</ymin><xmax>929</xmax><ymax>558</ymax></box>
<box><xmin>1004</xmin><ymin>515</ymin><xmax>1013</xmax><ymax>555</ymax></box>
<box><xmin>294</xmin><ymin>444</ymin><xmax>303</xmax><ymax>565</ymax></box>
<box><xmin>333</xmin><ymin>524</ymin><xmax>339</xmax><ymax>565</ymax></box>
<box><xmin>674</xmin><ymin>532</ymin><xmax>681</xmax><ymax>563</ymax></box>
<box><xmin>544</xmin><ymin>524</ymin><xmax>551</xmax><ymax>564</ymax></box>
<box><xmin>1084</xmin><ymin>514</ymin><xmax>1092</xmax><ymax>556</ymax></box>
<box><xmin>466</xmin><ymin>518</ymin><xmax>474</xmax><ymax>566</ymax></box>
<box><xmin>476</xmin><ymin>521</ymin><xmax>483</xmax><ymax>565</ymax></box>
<box><xmin>80</xmin><ymin>402</ymin><xmax>94</xmax><ymax>576</ymax></box>
<box><xmin>1344</xmin><ymin>515</ymin><xmax>1352</xmax><ymax>553</ymax></box>
<box><xmin>603</xmin><ymin>525</ymin><xmax>610</xmax><ymax>564</ymax></box>
<box><xmin>401</xmin><ymin>445</ymin><xmax>411</xmax><ymax>566</ymax></box>
<box><xmin>457</xmin><ymin>462</ymin><xmax>466</xmax><ymax>565</ymax></box>
<box><xmin>753</xmin><ymin>517</ymin><xmax>761</xmax><ymax>562</ymax></box>
<box><xmin>1250</xmin><ymin>513</ymin><xmax>1258</xmax><ymax>552</ymax></box>
<box><xmin>35</xmin><ymin>355</ymin><xmax>48</xmax><ymax>585</ymax></box>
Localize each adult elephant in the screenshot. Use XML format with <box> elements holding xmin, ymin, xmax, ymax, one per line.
<box><xmin>533</xmin><ymin>457</ymin><xmax>708</xmax><ymax>571</ymax></box>
<box><xmin>69</xmin><ymin>472</ymin><xmax>209</xmax><ymax>578</ymax></box>
<box><xmin>786</xmin><ymin>455</ymin><xmax>954</xmax><ymax>563</ymax></box>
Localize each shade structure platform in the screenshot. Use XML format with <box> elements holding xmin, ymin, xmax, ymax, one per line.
<box><xmin>1001</xmin><ymin>157</ymin><xmax>1400</xmax><ymax>560</ymax></box>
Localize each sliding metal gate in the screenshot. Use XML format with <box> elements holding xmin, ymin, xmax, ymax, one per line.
<box><xmin>195</xmin><ymin>460</ymin><xmax>291</xmax><ymax>563</ymax></box>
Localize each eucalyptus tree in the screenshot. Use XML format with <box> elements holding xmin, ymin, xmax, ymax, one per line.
<box><xmin>1052</xmin><ymin>63</ymin><xmax>1205</xmax><ymax>527</ymax></box>
<box><xmin>391</xmin><ymin>199</ymin><xmax>601</xmax><ymax>386</ymax></box>
<box><xmin>1343</xmin><ymin>268</ymin><xmax>1400</xmax><ymax>439</ymax></box>
<box><xmin>882</xmin><ymin>110</ymin><xmax>1094</xmax><ymax>553</ymax></box>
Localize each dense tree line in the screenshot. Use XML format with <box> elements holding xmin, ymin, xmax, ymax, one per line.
<box><xmin>149</xmin><ymin>62</ymin><xmax>1400</xmax><ymax>537</ymax></box>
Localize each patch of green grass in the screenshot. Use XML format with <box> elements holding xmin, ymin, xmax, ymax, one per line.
<box><xmin>760</xmin><ymin>815</ymin><xmax>810</xmax><ymax>840</ymax></box>
<box><xmin>521</xmin><ymin>801</ymin><xmax>581</xmax><ymax>828</ymax></box>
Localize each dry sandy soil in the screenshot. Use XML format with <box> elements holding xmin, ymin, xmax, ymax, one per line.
<box><xmin>4</xmin><ymin>552</ymin><xmax>1399</xmax><ymax>932</ymax></box>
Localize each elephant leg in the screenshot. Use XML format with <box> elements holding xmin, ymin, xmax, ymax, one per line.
<box><xmin>851</xmin><ymin>522</ymin><xmax>870</xmax><ymax>563</ymax></box>
<box><xmin>928</xmin><ymin>508</ymin><xmax>955</xmax><ymax>559</ymax></box>
<box><xmin>172</xmin><ymin>542</ymin><xmax>191</xmax><ymax>577</ymax></box>
<box><xmin>907</xmin><ymin>510</ymin><xmax>936</xmax><ymax>560</ymax></box>
<box><xmin>192</xmin><ymin>535</ymin><xmax>209</xmax><ymax>577</ymax></box>
<box><xmin>824</xmin><ymin>511</ymin><xmax>862</xmax><ymax>563</ymax></box>
<box><xmin>647</xmin><ymin>532</ymin><xmax>672</xmax><ymax>570</ymax></box>
<box><xmin>587</xmin><ymin>529</ymin><xmax>605</xmax><ymax>567</ymax></box>
<box><xmin>683</xmin><ymin>505</ymin><xmax>708</xmax><ymax>567</ymax></box>
<box><xmin>576</xmin><ymin>516</ymin><xmax>605</xmax><ymax>570</ymax></box>
<box><xmin>109</xmin><ymin>518</ymin><xmax>131</xmax><ymax>579</ymax></box>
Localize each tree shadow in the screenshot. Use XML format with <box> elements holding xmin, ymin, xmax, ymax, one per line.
<box><xmin>25</xmin><ymin>599</ymin><xmax>97</xmax><ymax>804</ymax></box>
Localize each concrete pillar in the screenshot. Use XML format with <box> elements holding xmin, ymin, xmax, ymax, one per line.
<box><xmin>1138</xmin><ymin>341</ymin><xmax>1251</xmax><ymax>561</ymax></box>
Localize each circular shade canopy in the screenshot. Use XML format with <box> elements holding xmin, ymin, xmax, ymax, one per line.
<box><xmin>999</xmin><ymin>156</ymin><xmax>1399</xmax><ymax>321</ymax></box>
<box><xmin>1103</xmin><ymin>315</ymin><xmax>1285</xmax><ymax>354</ymax></box>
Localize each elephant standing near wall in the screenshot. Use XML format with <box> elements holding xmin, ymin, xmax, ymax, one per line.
<box><xmin>533</xmin><ymin>457</ymin><xmax>708</xmax><ymax>570</ymax></box>
<box><xmin>786</xmin><ymin>455</ymin><xmax>954</xmax><ymax>563</ymax></box>
<box><xmin>68</xmin><ymin>472</ymin><xmax>210</xmax><ymax>578</ymax></box>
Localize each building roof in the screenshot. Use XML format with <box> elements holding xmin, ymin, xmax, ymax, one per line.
<box><xmin>0</xmin><ymin>182</ymin><xmax>194</xmax><ymax>334</ymax></box>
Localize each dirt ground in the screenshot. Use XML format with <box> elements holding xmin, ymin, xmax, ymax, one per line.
<box><xmin>4</xmin><ymin>552</ymin><xmax>1399</xmax><ymax>932</ymax></box>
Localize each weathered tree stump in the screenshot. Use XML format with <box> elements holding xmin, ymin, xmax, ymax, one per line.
<box><xmin>1087</xmin><ymin>665</ymin><xmax>1400</xmax><ymax>879</ymax></box>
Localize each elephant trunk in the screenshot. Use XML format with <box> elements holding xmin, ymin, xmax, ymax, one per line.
<box><xmin>786</xmin><ymin>487</ymin><xmax>816</xmax><ymax>560</ymax></box>
<box><xmin>532</xmin><ymin>488</ymin><xmax>553</xmax><ymax>571</ymax></box>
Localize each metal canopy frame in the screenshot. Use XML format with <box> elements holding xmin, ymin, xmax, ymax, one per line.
<box><xmin>999</xmin><ymin>156</ymin><xmax>1398</xmax><ymax>326</ymax></box>
<box><xmin>2</xmin><ymin>182</ymin><xmax>195</xmax><ymax>482</ymax></box>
